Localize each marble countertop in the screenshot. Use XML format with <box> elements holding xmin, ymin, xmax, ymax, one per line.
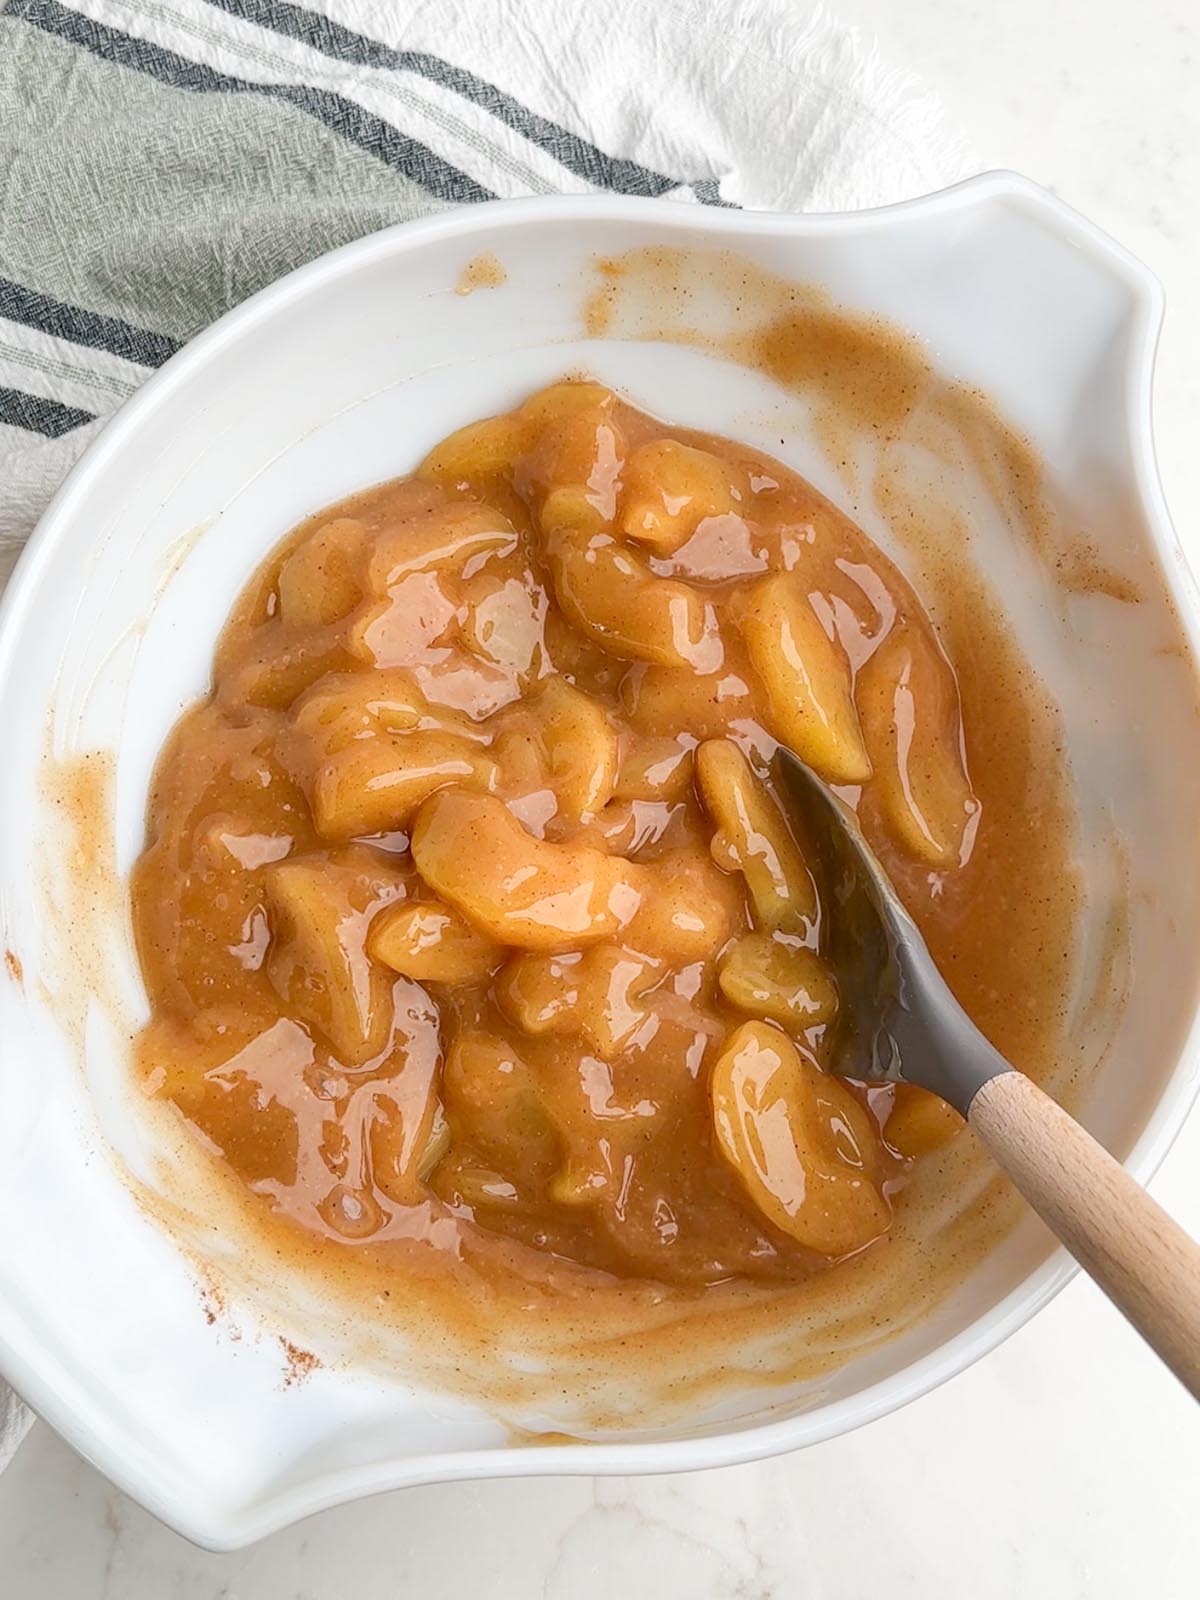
<box><xmin>4</xmin><ymin>0</ymin><xmax>1200</xmax><ymax>1593</ymax></box>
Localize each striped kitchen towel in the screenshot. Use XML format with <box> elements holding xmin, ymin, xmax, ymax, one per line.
<box><xmin>0</xmin><ymin>0</ymin><xmax>971</xmax><ymax>1466</ymax></box>
<box><xmin>0</xmin><ymin>0</ymin><xmax>974</xmax><ymax>576</ymax></box>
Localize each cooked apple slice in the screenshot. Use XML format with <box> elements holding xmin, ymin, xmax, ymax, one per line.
<box><xmin>537</xmin><ymin>675</ymin><xmax>619</xmax><ymax>823</ymax></box>
<box><xmin>518</xmin><ymin>381</ymin><xmax>618</xmax><ymax>436</ymax></box>
<box><xmin>734</xmin><ymin>572</ymin><xmax>870</xmax><ymax>783</ymax></box>
<box><xmin>621</xmin><ymin>663</ymin><xmax>756</xmax><ymax>739</ymax></box>
<box><xmin>717</xmin><ymin>932</ymin><xmax>837</xmax><ymax>1030</ymax></box>
<box><xmin>546</xmin><ymin>528</ymin><xmax>723</xmax><ymax>673</ymax></box>
<box><xmin>710</xmin><ymin>1020</ymin><xmax>890</xmax><ymax>1256</ymax></box>
<box><xmin>440</xmin><ymin>1030</ymin><xmax>559</xmax><ymax>1180</ymax></box>
<box><xmin>217</xmin><ymin>631</ymin><xmax>353</xmax><ymax>711</ymax></box>
<box><xmin>521</xmin><ymin>396</ymin><xmax>626</xmax><ymax>537</ymax></box>
<box><xmin>695</xmin><ymin>739</ymin><xmax>817</xmax><ymax>934</ymax></box>
<box><xmin>883</xmin><ymin>1083</ymin><xmax>962</xmax><ymax>1159</ymax></box>
<box><xmin>624</xmin><ymin>848</ymin><xmax>745</xmax><ymax>963</ymax></box>
<box><xmin>612</xmin><ymin>734</ymin><xmax>694</xmax><ymax>802</ymax></box>
<box><xmin>291</xmin><ymin>670</ymin><xmax>428</xmax><ymax>761</ymax></box>
<box><xmin>411</xmin><ymin>788</ymin><xmax>643</xmax><ymax>949</ymax></box>
<box><xmin>462</xmin><ymin>575</ymin><xmax>548</xmax><ymax>684</ymax></box>
<box><xmin>495</xmin><ymin>949</ymin><xmax>584</xmax><ymax>1036</ymax></box>
<box><xmin>368</xmin><ymin>1072</ymin><xmax>445</xmax><ymax>1207</ymax></box>
<box><xmin>276</xmin><ymin>517</ymin><xmax>367</xmax><ymax>628</ymax></box>
<box><xmin>310</xmin><ymin>731</ymin><xmax>491</xmax><ymax>841</ymax></box>
<box><xmin>619</xmin><ymin>438</ymin><xmax>740</xmax><ymax>554</ymax></box>
<box><xmin>366</xmin><ymin>501</ymin><xmax>518</xmax><ymax>595</ymax></box>
<box><xmin>497</xmin><ymin>943</ymin><xmax>661</xmax><ymax>1057</ymax></box>
<box><xmin>369</xmin><ymin>899</ymin><xmax>504</xmax><ymax>985</ymax></box>
<box><xmin>417</xmin><ymin>414</ymin><xmax>525</xmax><ymax>485</ymax></box>
<box><xmin>855</xmin><ymin>619</ymin><xmax>979</xmax><ymax>867</ymax></box>
<box><xmin>265</xmin><ymin>849</ymin><xmax>410</xmax><ymax>1063</ymax></box>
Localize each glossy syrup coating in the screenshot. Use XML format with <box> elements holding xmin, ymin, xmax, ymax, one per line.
<box><xmin>133</xmin><ymin>382</ymin><xmax>986</xmax><ymax>1287</ymax></box>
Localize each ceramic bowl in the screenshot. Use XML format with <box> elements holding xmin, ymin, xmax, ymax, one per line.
<box><xmin>1</xmin><ymin>172</ymin><xmax>1198</xmax><ymax>1549</ymax></box>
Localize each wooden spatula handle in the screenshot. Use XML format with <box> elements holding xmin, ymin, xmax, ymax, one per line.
<box><xmin>969</xmin><ymin>1072</ymin><xmax>1200</xmax><ymax>1397</ymax></box>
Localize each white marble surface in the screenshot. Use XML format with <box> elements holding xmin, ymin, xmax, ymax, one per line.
<box><xmin>4</xmin><ymin>0</ymin><xmax>1200</xmax><ymax>1593</ymax></box>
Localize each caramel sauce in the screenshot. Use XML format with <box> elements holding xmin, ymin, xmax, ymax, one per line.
<box><xmin>130</xmin><ymin>382</ymin><xmax>1079</xmax><ymax>1316</ymax></box>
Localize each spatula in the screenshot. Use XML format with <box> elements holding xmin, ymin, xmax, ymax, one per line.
<box><xmin>772</xmin><ymin>748</ymin><xmax>1200</xmax><ymax>1397</ymax></box>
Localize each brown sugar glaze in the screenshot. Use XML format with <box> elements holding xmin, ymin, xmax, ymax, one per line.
<box><xmin>132</xmin><ymin>379</ymin><xmax>1080</xmax><ymax>1326</ymax></box>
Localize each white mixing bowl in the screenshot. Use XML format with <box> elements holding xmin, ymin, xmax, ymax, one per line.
<box><xmin>1</xmin><ymin>172</ymin><xmax>1198</xmax><ymax>1548</ymax></box>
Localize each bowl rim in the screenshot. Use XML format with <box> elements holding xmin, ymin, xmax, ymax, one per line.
<box><xmin>2</xmin><ymin>168</ymin><xmax>1198</xmax><ymax>1550</ymax></box>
